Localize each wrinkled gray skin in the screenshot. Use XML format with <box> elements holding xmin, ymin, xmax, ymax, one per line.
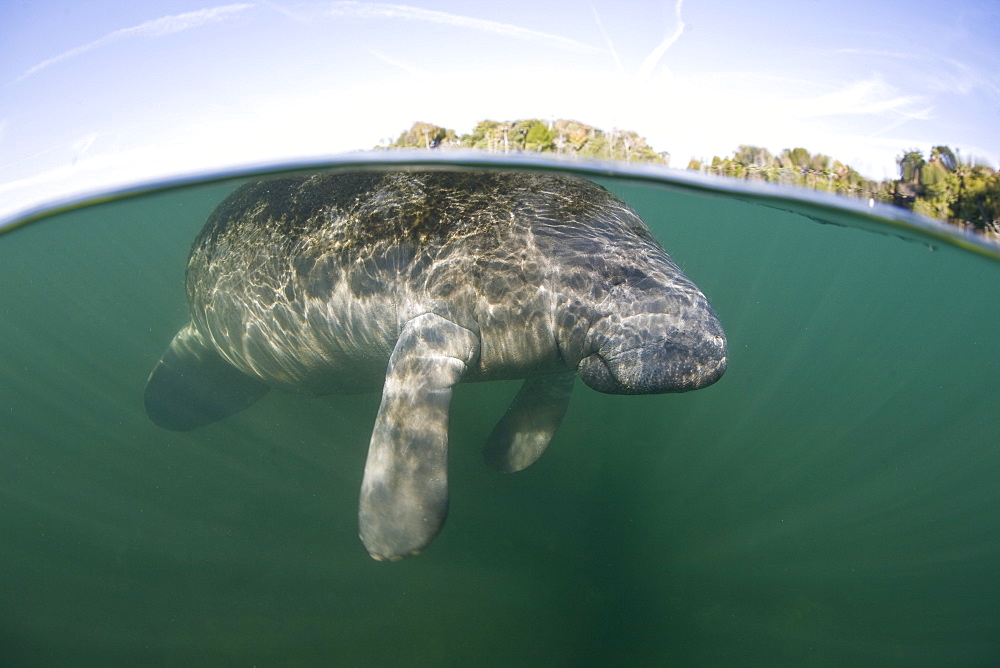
<box><xmin>145</xmin><ymin>171</ymin><xmax>727</xmax><ymax>561</ymax></box>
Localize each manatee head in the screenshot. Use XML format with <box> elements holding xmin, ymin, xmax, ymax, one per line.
<box><xmin>554</xmin><ymin>234</ymin><xmax>727</xmax><ymax>396</ymax></box>
<box><xmin>577</xmin><ymin>300</ymin><xmax>727</xmax><ymax>395</ymax></box>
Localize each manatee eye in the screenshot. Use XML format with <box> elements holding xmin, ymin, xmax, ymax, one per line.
<box><xmin>605</xmin><ymin>265</ymin><xmax>648</xmax><ymax>287</ymax></box>
<box><xmin>606</xmin><ymin>265</ymin><xmax>628</xmax><ymax>287</ymax></box>
<box><xmin>625</xmin><ymin>268</ymin><xmax>648</xmax><ymax>285</ymax></box>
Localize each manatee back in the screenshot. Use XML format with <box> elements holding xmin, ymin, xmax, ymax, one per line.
<box><xmin>182</xmin><ymin>171</ymin><xmax>659</xmax><ymax>388</ymax></box>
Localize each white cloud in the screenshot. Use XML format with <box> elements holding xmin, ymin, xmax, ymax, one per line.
<box><xmin>590</xmin><ymin>5</ymin><xmax>624</xmax><ymax>76</ymax></box>
<box><xmin>17</xmin><ymin>4</ymin><xmax>255</xmax><ymax>81</ymax></box>
<box><xmin>867</xmin><ymin>107</ymin><xmax>935</xmax><ymax>140</ymax></box>
<box><xmin>938</xmin><ymin>57</ymin><xmax>1000</xmax><ymax>99</ymax></box>
<box><xmin>324</xmin><ymin>1</ymin><xmax>604</xmax><ymax>53</ymax></box>
<box><xmin>785</xmin><ymin>76</ymin><xmax>927</xmax><ymax>119</ymax></box>
<box><xmin>71</xmin><ymin>133</ymin><xmax>98</xmax><ymax>158</ymax></box>
<box><xmin>635</xmin><ymin>0</ymin><xmax>685</xmax><ymax>86</ymax></box>
<box><xmin>837</xmin><ymin>48</ymin><xmax>1000</xmax><ymax>101</ymax></box>
<box><xmin>611</xmin><ymin>68</ymin><xmax>942</xmax><ymax>178</ymax></box>
<box><xmin>366</xmin><ymin>48</ymin><xmax>428</xmax><ymax>77</ymax></box>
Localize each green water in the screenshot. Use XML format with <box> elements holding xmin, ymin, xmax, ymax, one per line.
<box><xmin>2</xmin><ymin>158</ymin><xmax>998</xmax><ymax>665</ymax></box>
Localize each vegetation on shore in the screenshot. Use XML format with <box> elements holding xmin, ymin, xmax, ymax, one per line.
<box><xmin>689</xmin><ymin>145</ymin><xmax>1000</xmax><ymax>239</ymax></box>
<box><xmin>380</xmin><ymin>120</ymin><xmax>1000</xmax><ymax>240</ymax></box>
<box><xmin>380</xmin><ymin>119</ymin><xmax>668</xmax><ymax>164</ymax></box>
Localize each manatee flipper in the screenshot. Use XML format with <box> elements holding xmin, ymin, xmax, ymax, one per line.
<box><xmin>359</xmin><ymin>313</ymin><xmax>480</xmax><ymax>561</ymax></box>
<box><xmin>483</xmin><ymin>371</ymin><xmax>575</xmax><ymax>473</ymax></box>
<box><xmin>144</xmin><ymin>322</ymin><xmax>270</xmax><ymax>431</ymax></box>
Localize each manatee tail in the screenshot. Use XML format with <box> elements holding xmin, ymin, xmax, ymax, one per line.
<box><xmin>144</xmin><ymin>322</ymin><xmax>269</xmax><ymax>431</ymax></box>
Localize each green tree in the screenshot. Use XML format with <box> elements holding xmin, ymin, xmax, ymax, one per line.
<box><xmin>898</xmin><ymin>150</ymin><xmax>926</xmax><ymax>185</ymax></box>
<box><xmin>952</xmin><ymin>162</ymin><xmax>1000</xmax><ymax>233</ymax></box>
<box><xmin>463</xmin><ymin>120</ymin><xmax>507</xmax><ymax>151</ymax></box>
<box><xmin>782</xmin><ymin>147</ymin><xmax>812</xmax><ymax>170</ymax></box>
<box><xmin>734</xmin><ymin>145</ymin><xmax>774</xmax><ymax>170</ymax></box>
<box><xmin>524</xmin><ymin>121</ymin><xmax>554</xmax><ymax>151</ymax></box>
<box><xmin>384</xmin><ymin>122</ymin><xmax>456</xmax><ymax>149</ymax></box>
<box><xmin>930</xmin><ymin>145</ymin><xmax>958</xmax><ymax>172</ymax></box>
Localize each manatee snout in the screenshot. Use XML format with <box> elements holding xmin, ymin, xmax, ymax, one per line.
<box><xmin>578</xmin><ymin>313</ymin><xmax>727</xmax><ymax>395</ymax></box>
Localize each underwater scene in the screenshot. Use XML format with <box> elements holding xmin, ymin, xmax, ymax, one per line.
<box><xmin>1</xmin><ymin>155</ymin><xmax>998</xmax><ymax>664</ymax></box>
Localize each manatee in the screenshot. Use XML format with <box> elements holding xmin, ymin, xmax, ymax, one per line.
<box><xmin>144</xmin><ymin>170</ymin><xmax>727</xmax><ymax>560</ymax></box>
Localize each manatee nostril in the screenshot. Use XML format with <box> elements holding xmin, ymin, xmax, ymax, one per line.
<box><xmin>577</xmin><ymin>353</ymin><xmax>617</xmax><ymax>393</ymax></box>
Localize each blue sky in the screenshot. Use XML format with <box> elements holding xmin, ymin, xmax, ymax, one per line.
<box><xmin>2</xmin><ymin>0</ymin><xmax>998</xmax><ymax>219</ymax></box>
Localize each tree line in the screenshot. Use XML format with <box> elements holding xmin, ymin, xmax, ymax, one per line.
<box><xmin>689</xmin><ymin>145</ymin><xmax>1000</xmax><ymax>238</ymax></box>
<box><xmin>379</xmin><ymin>119</ymin><xmax>668</xmax><ymax>164</ymax></box>
<box><xmin>379</xmin><ymin>120</ymin><xmax>1000</xmax><ymax>240</ymax></box>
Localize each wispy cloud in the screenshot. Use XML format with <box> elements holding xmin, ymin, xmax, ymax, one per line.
<box><xmin>837</xmin><ymin>47</ymin><xmax>1000</xmax><ymax>100</ymax></box>
<box><xmin>695</xmin><ymin>71</ymin><xmax>928</xmax><ymax>121</ymax></box>
<box><xmin>867</xmin><ymin>107</ymin><xmax>935</xmax><ymax>140</ymax></box>
<box><xmin>366</xmin><ymin>47</ymin><xmax>426</xmax><ymax>77</ymax></box>
<box><xmin>635</xmin><ymin>0</ymin><xmax>685</xmax><ymax>85</ymax></box>
<box><xmin>939</xmin><ymin>57</ymin><xmax>1000</xmax><ymax>99</ymax></box>
<box><xmin>325</xmin><ymin>1</ymin><xmax>604</xmax><ymax>53</ymax></box>
<box><xmin>789</xmin><ymin>76</ymin><xmax>927</xmax><ymax>119</ymax></box>
<box><xmin>17</xmin><ymin>4</ymin><xmax>255</xmax><ymax>81</ymax></box>
<box><xmin>591</xmin><ymin>0</ymin><xmax>685</xmax><ymax>92</ymax></box>
<box><xmin>590</xmin><ymin>4</ymin><xmax>624</xmax><ymax>76</ymax></box>
<box><xmin>835</xmin><ymin>48</ymin><xmax>919</xmax><ymax>60</ymax></box>
<box><xmin>71</xmin><ymin>133</ymin><xmax>98</xmax><ymax>156</ymax></box>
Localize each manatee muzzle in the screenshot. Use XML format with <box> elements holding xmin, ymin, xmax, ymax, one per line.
<box><xmin>578</xmin><ymin>314</ymin><xmax>727</xmax><ymax>395</ymax></box>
